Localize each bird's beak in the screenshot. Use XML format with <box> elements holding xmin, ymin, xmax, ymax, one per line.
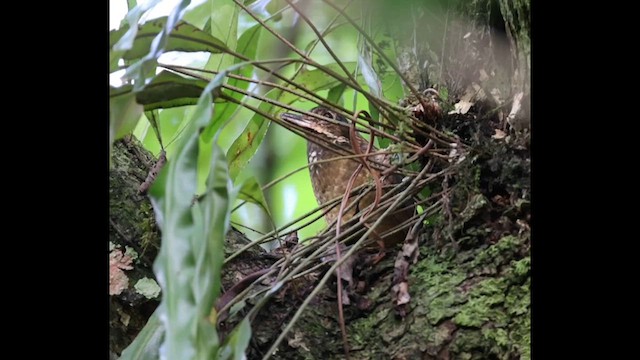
<box><xmin>280</xmin><ymin>112</ymin><xmax>314</xmax><ymax>129</ymax></box>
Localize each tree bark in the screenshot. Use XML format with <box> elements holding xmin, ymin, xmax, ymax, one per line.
<box><xmin>257</xmin><ymin>127</ymin><xmax>530</xmax><ymax>360</ymax></box>
<box><xmin>109</xmin><ymin>136</ymin><xmax>162</xmax><ymax>357</ymax></box>
<box><xmin>251</xmin><ymin>1</ymin><xmax>531</xmax><ymax>358</ymax></box>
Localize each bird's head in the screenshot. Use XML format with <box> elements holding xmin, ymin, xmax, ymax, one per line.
<box><xmin>280</xmin><ymin>106</ymin><xmax>351</xmax><ymax>145</ymax></box>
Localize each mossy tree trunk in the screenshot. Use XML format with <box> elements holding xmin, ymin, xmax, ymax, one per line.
<box><xmin>260</xmin><ymin>0</ymin><xmax>531</xmax><ymax>359</ymax></box>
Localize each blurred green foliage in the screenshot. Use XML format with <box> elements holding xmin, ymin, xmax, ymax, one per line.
<box><xmin>110</xmin><ymin>1</ymin><xmax>415</xmax><ymax>356</ymax></box>
<box><xmin>124</xmin><ymin>0</ymin><xmax>382</xmax><ymax>243</ymax></box>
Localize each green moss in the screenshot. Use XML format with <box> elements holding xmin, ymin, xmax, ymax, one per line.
<box><xmin>513</xmin><ymin>257</ymin><xmax>530</xmax><ymax>277</ymax></box>
<box><xmin>400</xmin><ymin>233</ymin><xmax>530</xmax><ymax>358</ymax></box>
<box><xmin>350</xmin><ymin>307</ymin><xmax>388</xmax><ymax>347</ymax></box>
<box><xmin>470</xmin><ymin>235</ymin><xmax>523</xmax><ymax>268</ymax></box>
<box><xmin>428</xmin><ymin>292</ymin><xmax>460</xmax><ymax>325</ymax></box>
<box><xmin>505</xmin><ymin>279</ymin><xmax>530</xmax><ymax>316</ymax></box>
<box><xmin>454</xmin><ymin>298</ymin><xmax>493</xmax><ymax>328</ymax></box>
<box><xmin>482</xmin><ymin>326</ymin><xmax>509</xmax><ymax>347</ymax></box>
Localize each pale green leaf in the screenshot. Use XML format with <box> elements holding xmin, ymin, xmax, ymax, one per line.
<box><xmin>110</xmin><ymin>16</ymin><xmax>229</xmax><ymax>63</ymax></box>
<box><xmin>218</xmin><ymin>318</ymin><xmax>251</xmax><ymax>360</ymax></box>
<box><xmin>123</xmin><ymin>1</ymin><xmax>198</xmax><ymax>91</ymax></box>
<box><xmin>119</xmin><ymin>310</ymin><xmax>164</xmax><ymax>360</ymax></box>
<box><xmin>110</xmin><ymin>90</ymin><xmax>143</xmax><ymax>146</ymax></box>
<box><xmin>147</xmin><ymin>65</ymin><xmax>235</xmax><ymax>359</ymax></box>
<box><xmin>201</xmin><ymin>23</ymin><xmax>263</xmax><ymax>141</ymax></box>
<box><xmin>112</xmin><ymin>0</ymin><xmax>162</xmax><ymax>52</ymax></box>
<box><xmin>182</xmin><ymin>0</ymin><xmax>212</xmax><ymax>29</ymax></box>
<box><xmin>226</xmin><ymin>89</ymin><xmax>280</xmax><ymax>180</ymax></box>
<box><xmin>237</xmin><ymin>176</ymin><xmax>270</xmax><ymax>215</ymax></box>
<box><xmin>327</xmin><ymin>83</ymin><xmax>347</xmax><ymax>106</ymax></box>
<box><xmin>204</xmin><ymin>0</ymin><xmax>239</xmax><ymax>73</ymax></box>
<box><xmin>358</xmin><ymin>52</ymin><xmax>382</xmax><ymax>98</ymax></box>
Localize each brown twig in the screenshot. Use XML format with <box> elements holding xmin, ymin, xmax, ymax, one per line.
<box><xmin>350</xmin><ymin>110</ymin><xmax>382</xmax><ymax>220</ymax></box>
<box><xmin>234</xmin><ymin>0</ymin><xmax>398</xmax><ymax>118</ymax></box>
<box><xmin>138</xmin><ymin>150</ymin><xmax>167</xmax><ymax>194</ymax></box>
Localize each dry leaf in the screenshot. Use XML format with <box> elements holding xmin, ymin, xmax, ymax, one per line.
<box><xmin>448</xmin><ymin>100</ymin><xmax>474</xmax><ymax>115</ymax></box>
<box><xmin>507</xmin><ymin>92</ymin><xmax>524</xmax><ymax>125</ymax></box>
<box><xmin>492</xmin><ymin>129</ymin><xmax>507</xmax><ymax>139</ymax></box>
<box><xmin>393</xmin><ymin>282</ymin><xmax>411</xmax><ymax>305</ymax></box>
<box><xmin>479</xmin><ymin>69</ymin><xmax>489</xmax><ymax>82</ymax></box>
<box><xmin>392</xmin><ymin>221</ymin><xmax>421</xmax><ymax>317</ymax></box>
<box><xmin>337</xmin><ymin>253</ymin><xmax>355</xmax><ymax>287</ymax></box>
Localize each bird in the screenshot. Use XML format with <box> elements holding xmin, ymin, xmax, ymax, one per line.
<box><xmin>280</xmin><ymin>106</ymin><xmax>414</xmax><ymax>253</ymax></box>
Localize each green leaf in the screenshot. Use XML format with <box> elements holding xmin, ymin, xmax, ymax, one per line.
<box><xmin>182</xmin><ymin>0</ymin><xmax>212</xmax><ymax>29</ymax></box>
<box><xmin>136</xmin><ymin>107</ymin><xmax>189</xmax><ymax>158</ymax></box>
<box><xmin>358</xmin><ymin>52</ymin><xmax>382</xmax><ymax>98</ymax></box>
<box><xmin>283</xmin><ymin>62</ymin><xmax>356</xmax><ymax>103</ymax></box>
<box><xmin>265</xmin><ymin>0</ymin><xmax>287</xmax><ymax>20</ymax></box>
<box><xmin>144</xmin><ymin>109</ymin><xmax>162</xmax><ymax>148</ymax></box>
<box><xmin>137</xmin><ymin>70</ymin><xmax>217</xmax><ymax>110</ymax></box>
<box><xmin>379</xmin><ymin>72</ymin><xmax>404</xmax><ymax>103</ymax></box>
<box><xmin>111</xmin><ymin>71</ymin><xmax>228</xmax><ymax>112</ymax></box>
<box><xmin>119</xmin><ymin>310</ymin><xmax>164</xmax><ymax>360</ymax></box>
<box><xmin>218</xmin><ymin>318</ymin><xmax>251</xmax><ymax>360</ymax></box>
<box><xmin>147</xmin><ymin>65</ymin><xmax>234</xmax><ymax>359</ymax></box>
<box><xmin>237</xmin><ymin>176</ymin><xmax>271</xmax><ymax>216</ymax></box>
<box><xmin>110</xmin><ymin>16</ymin><xmax>229</xmax><ymax>63</ymax></box>
<box><xmin>123</xmin><ymin>1</ymin><xmax>208</xmax><ymax>91</ymax></box>
<box><xmin>110</xmin><ymin>0</ymin><xmax>162</xmax><ymax>71</ymax></box>
<box><xmin>110</xmin><ymin>89</ymin><xmax>143</xmax><ymax>146</ymax></box>
<box><xmin>327</xmin><ymin>83</ymin><xmax>347</xmax><ymax>106</ymax></box>
<box><xmin>203</xmin><ymin>0</ymin><xmax>239</xmax><ymax>73</ymax></box>
<box><xmin>226</xmin><ymin>89</ymin><xmax>280</xmax><ymax>180</ymax></box>
<box><xmin>149</xmin><ymin>101</ymin><xmax>202</xmax><ymax>359</ymax></box>
<box><xmin>439</xmin><ymin>86</ymin><xmax>449</xmax><ymax>101</ymax></box>
<box><xmin>201</xmin><ymin>23</ymin><xmax>263</xmax><ymax>141</ymax></box>
<box><xmin>371</xmin><ymin>30</ymin><xmax>405</xmax><ymax>102</ymax></box>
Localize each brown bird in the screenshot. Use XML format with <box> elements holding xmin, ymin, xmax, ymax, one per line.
<box><xmin>281</xmin><ymin>106</ymin><xmax>414</xmax><ymax>252</ymax></box>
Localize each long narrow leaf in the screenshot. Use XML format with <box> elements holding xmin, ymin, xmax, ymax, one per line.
<box><xmin>110</xmin><ymin>90</ymin><xmax>143</xmax><ymax>147</ymax></box>
<box><xmin>110</xmin><ymin>71</ymin><xmax>227</xmax><ymax>111</ymax></box>
<box><xmin>237</xmin><ymin>176</ymin><xmax>271</xmax><ymax>216</ymax></box>
<box><xmin>358</xmin><ymin>52</ymin><xmax>382</xmax><ymax>98</ymax></box>
<box><xmin>110</xmin><ymin>0</ymin><xmax>162</xmax><ymax>71</ymax></box>
<box><xmin>225</xmin><ymin>88</ymin><xmax>280</xmax><ymax>180</ymax></box>
<box><xmin>123</xmin><ymin>0</ymin><xmax>194</xmax><ymax>91</ymax></box>
<box><xmin>218</xmin><ymin>318</ymin><xmax>252</xmax><ymax>360</ymax></box>
<box><xmin>147</xmin><ymin>64</ymin><xmax>238</xmax><ymax>359</ymax></box>
<box><xmin>119</xmin><ymin>310</ymin><xmax>164</xmax><ymax>360</ymax></box>
<box><xmin>201</xmin><ymin>23</ymin><xmax>263</xmax><ymax>141</ymax></box>
<box><xmin>110</xmin><ymin>16</ymin><xmax>229</xmax><ymax>63</ymax></box>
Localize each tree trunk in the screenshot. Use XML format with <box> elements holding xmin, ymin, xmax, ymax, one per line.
<box><xmin>251</xmin><ymin>0</ymin><xmax>531</xmax><ymax>358</ymax></box>
<box><xmin>109</xmin><ymin>136</ymin><xmax>162</xmax><ymax>358</ymax></box>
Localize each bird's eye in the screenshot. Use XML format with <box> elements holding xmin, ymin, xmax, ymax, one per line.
<box><xmin>323</xmin><ymin>111</ymin><xmax>336</xmax><ymax>120</ymax></box>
